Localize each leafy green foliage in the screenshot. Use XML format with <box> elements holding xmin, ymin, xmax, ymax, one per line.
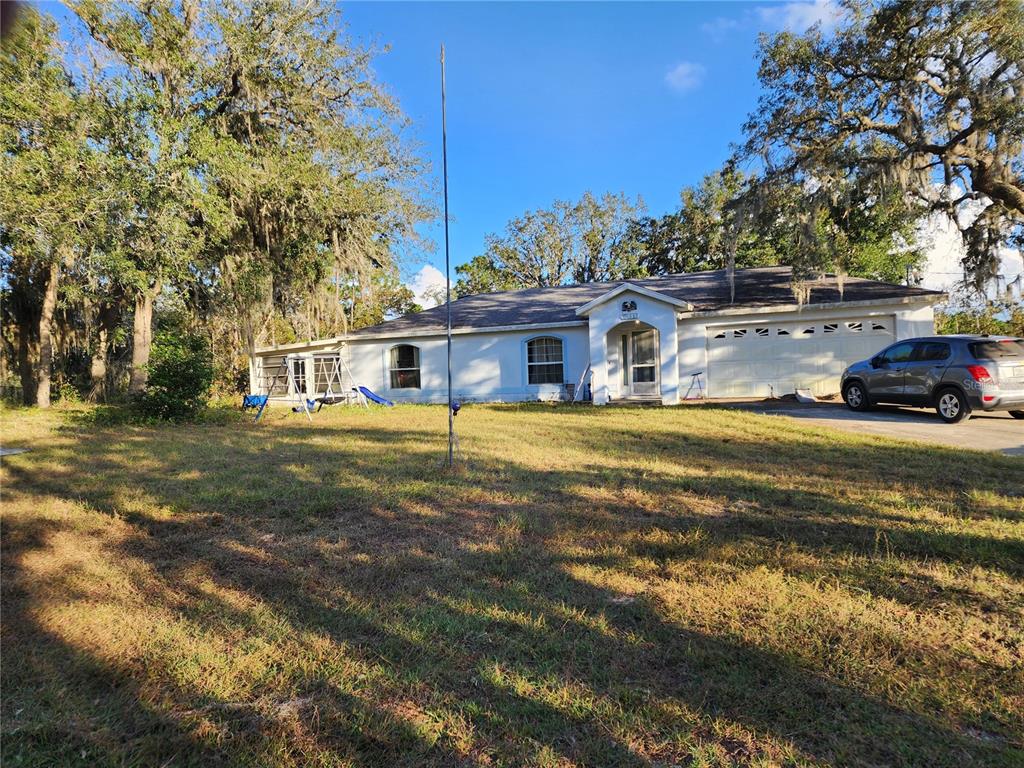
<box><xmin>623</xmin><ymin>168</ymin><xmax>782</xmax><ymax>275</ymax></box>
<box><xmin>819</xmin><ymin>185</ymin><xmax>924</xmax><ymax>284</ymax></box>
<box><xmin>0</xmin><ymin>7</ymin><xmax>109</xmax><ymax>405</ymax></box>
<box><xmin>738</xmin><ymin>0</ymin><xmax>1024</xmax><ymax>291</ymax></box>
<box><xmin>2</xmin><ymin>3</ymin><xmax>429</xmax><ymax>407</ymax></box>
<box><xmin>194</xmin><ymin>0</ymin><xmax>431</xmax><ymax>359</ymax></box>
<box><xmin>55</xmin><ymin>380</ymin><xmax>83</xmax><ymax>405</ymax></box>
<box><xmin>454</xmin><ymin>192</ymin><xmax>644</xmax><ymax>296</ymax></box>
<box><xmin>458</xmin><ymin>166</ymin><xmax>925</xmax><ymax>298</ymax></box>
<box><xmin>936</xmin><ymin>301</ymin><xmax>1024</xmax><ymax>338</ymax></box>
<box><xmin>455</xmin><ymin>255</ymin><xmax>538</xmax><ymax>298</ymax></box>
<box><xmin>135</xmin><ymin>331</ymin><xmax>214</xmax><ymax>422</ymax></box>
<box><xmin>616</xmin><ymin>167</ymin><xmax>923</xmax><ymax>285</ymax></box>
<box><xmin>346</xmin><ymin>269</ymin><xmax>421</xmax><ymax>330</ymax></box>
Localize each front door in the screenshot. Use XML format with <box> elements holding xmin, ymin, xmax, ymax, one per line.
<box><xmin>621</xmin><ymin>328</ymin><xmax>659</xmax><ymax>397</ymax></box>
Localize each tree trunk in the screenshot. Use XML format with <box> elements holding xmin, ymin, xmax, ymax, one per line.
<box><xmin>128</xmin><ymin>285</ymin><xmax>157</xmax><ymax>394</ymax></box>
<box><xmin>10</xmin><ymin>275</ymin><xmax>39</xmax><ymax>406</ymax></box>
<box><xmin>973</xmin><ymin>163</ymin><xmax>1024</xmax><ymax>217</ymax></box>
<box><xmin>88</xmin><ymin>301</ymin><xmax>120</xmax><ymax>402</ymax></box>
<box><xmin>17</xmin><ymin>324</ymin><xmax>38</xmax><ymax>406</ymax></box>
<box><xmin>35</xmin><ymin>260</ymin><xmax>60</xmax><ymax>408</ymax></box>
<box><xmin>243</xmin><ymin>307</ymin><xmax>257</xmax><ymax>394</ymax></box>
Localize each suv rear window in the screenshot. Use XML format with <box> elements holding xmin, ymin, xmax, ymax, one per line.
<box><xmin>969</xmin><ymin>340</ymin><xmax>1024</xmax><ymax>359</ymax></box>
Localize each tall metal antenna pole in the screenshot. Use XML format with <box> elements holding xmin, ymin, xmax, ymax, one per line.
<box><xmin>441</xmin><ymin>44</ymin><xmax>454</xmax><ymax>467</ymax></box>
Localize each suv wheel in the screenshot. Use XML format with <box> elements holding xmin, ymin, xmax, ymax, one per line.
<box><xmin>1010</xmin><ymin>411</ymin><xmax>1024</xmax><ymax>420</ymax></box>
<box><xmin>936</xmin><ymin>388</ymin><xmax>971</xmax><ymax>423</ymax></box>
<box><xmin>843</xmin><ymin>381</ymin><xmax>871</xmax><ymax>411</ymax></box>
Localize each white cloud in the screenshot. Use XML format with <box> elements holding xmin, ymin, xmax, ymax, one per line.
<box><xmin>664</xmin><ymin>61</ymin><xmax>706</xmax><ymax>93</ymax></box>
<box><xmin>757</xmin><ymin>0</ymin><xmax>843</xmax><ymax>33</ymax></box>
<box><xmin>700</xmin><ymin>16</ymin><xmax>741</xmax><ymax>43</ymax></box>
<box><xmin>407</xmin><ymin>264</ymin><xmax>447</xmax><ymax>309</ymax></box>
<box><xmin>698</xmin><ymin>2</ymin><xmax>842</xmax><ymax>42</ymax></box>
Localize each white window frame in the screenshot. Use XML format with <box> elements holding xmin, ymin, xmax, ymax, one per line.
<box><xmin>388</xmin><ymin>344</ymin><xmax>421</xmax><ymax>389</ymax></box>
<box><xmin>290</xmin><ymin>356</ymin><xmax>308</xmax><ymax>396</ymax></box>
<box><xmin>525</xmin><ymin>335</ymin><xmax>565</xmax><ymax>386</ymax></box>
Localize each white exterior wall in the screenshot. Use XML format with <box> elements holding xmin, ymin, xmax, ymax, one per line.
<box><xmin>254</xmin><ymin>326</ymin><xmax>591</xmax><ymax>404</ymax></box>
<box><xmin>894</xmin><ymin>304</ymin><xmax>936</xmax><ymax>339</ymax></box>
<box><xmin>677</xmin><ymin>322</ymin><xmax>707</xmax><ymax>399</ymax></box>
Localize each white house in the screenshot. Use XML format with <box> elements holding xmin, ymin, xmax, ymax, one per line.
<box><xmin>250</xmin><ymin>266</ymin><xmax>943</xmax><ymax>405</ymax></box>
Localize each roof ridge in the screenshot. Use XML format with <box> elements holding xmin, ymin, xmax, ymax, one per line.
<box><xmin>451</xmin><ymin>264</ymin><xmax>792</xmax><ymax>302</ymax></box>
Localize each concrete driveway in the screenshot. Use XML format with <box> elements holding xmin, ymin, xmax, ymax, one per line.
<box><xmin>736</xmin><ymin>402</ymin><xmax>1024</xmax><ymax>456</ymax></box>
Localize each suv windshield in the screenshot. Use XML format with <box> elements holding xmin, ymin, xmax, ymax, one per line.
<box><xmin>969</xmin><ymin>340</ymin><xmax>1024</xmax><ymax>359</ymax></box>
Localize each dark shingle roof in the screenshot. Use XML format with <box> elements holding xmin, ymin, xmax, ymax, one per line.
<box><xmin>351</xmin><ymin>266</ymin><xmax>943</xmax><ymax>337</ymax></box>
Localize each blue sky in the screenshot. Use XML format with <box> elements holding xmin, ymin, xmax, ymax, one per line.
<box><xmin>338</xmin><ymin>1</ymin><xmax>842</xmax><ymax>297</ymax></box>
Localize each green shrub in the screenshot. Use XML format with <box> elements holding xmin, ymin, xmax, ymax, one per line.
<box><xmin>136</xmin><ymin>331</ymin><xmax>214</xmax><ymax>422</ymax></box>
<box><xmin>936</xmin><ymin>300</ymin><xmax>1024</xmax><ymax>337</ymax></box>
<box><xmin>55</xmin><ymin>379</ymin><xmax>82</xmax><ymax>404</ymax></box>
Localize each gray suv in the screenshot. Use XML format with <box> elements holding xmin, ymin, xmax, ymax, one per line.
<box><xmin>841</xmin><ymin>335</ymin><xmax>1024</xmax><ymax>423</ymax></box>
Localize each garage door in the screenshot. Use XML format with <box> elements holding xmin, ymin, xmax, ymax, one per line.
<box><xmin>706</xmin><ymin>316</ymin><xmax>896</xmax><ymax>398</ymax></box>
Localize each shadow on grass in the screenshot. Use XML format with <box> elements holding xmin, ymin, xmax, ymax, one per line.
<box><xmin>2</xmin><ymin>409</ymin><xmax>1022</xmax><ymax>766</ymax></box>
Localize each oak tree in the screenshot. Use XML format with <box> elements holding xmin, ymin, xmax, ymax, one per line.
<box><xmin>0</xmin><ymin>8</ymin><xmax>105</xmax><ymax>406</ymax></box>
<box><xmin>454</xmin><ymin>192</ymin><xmax>644</xmax><ymax>295</ymax></box>
<box><xmin>738</xmin><ymin>0</ymin><xmax>1024</xmax><ymax>293</ymax></box>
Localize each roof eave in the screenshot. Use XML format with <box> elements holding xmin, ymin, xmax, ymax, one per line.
<box><xmin>252</xmin><ymin>336</ymin><xmax>348</xmax><ymax>354</ymax></box>
<box><xmin>676</xmin><ymin>292</ymin><xmax>946</xmax><ymax>320</ymax></box>
<box><xmin>254</xmin><ymin>319</ymin><xmax>590</xmax><ymax>353</ymax></box>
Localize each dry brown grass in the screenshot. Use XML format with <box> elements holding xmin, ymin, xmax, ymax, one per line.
<box><xmin>1</xmin><ymin>402</ymin><xmax>1022</xmax><ymax>767</ymax></box>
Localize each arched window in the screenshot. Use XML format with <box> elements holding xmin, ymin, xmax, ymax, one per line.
<box><xmin>389</xmin><ymin>344</ymin><xmax>421</xmax><ymax>389</ymax></box>
<box><xmin>526</xmin><ymin>336</ymin><xmax>564</xmax><ymax>385</ymax></box>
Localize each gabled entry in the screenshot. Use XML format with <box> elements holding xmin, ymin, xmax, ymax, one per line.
<box><xmin>577</xmin><ymin>284</ymin><xmax>683</xmax><ymax>405</ymax></box>
<box><xmin>574</xmin><ymin>282</ymin><xmax>693</xmax><ymax>317</ymax></box>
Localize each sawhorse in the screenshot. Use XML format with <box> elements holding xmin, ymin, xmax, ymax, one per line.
<box><xmin>684</xmin><ymin>371</ymin><xmax>705</xmax><ymax>400</ymax></box>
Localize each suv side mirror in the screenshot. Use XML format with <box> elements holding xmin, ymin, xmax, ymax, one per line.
<box><xmin>871</xmin><ymin>356</ymin><xmax>883</xmax><ymax>368</ymax></box>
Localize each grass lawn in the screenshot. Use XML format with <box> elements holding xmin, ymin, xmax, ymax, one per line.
<box><xmin>1</xmin><ymin>402</ymin><xmax>1023</xmax><ymax>767</ymax></box>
